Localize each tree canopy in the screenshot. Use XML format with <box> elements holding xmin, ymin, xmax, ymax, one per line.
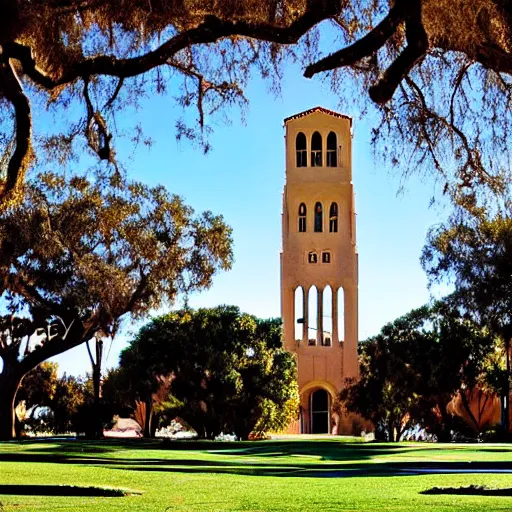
<box><xmin>0</xmin><ymin>169</ymin><xmax>232</xmax><ymax>439</ymax></box>
<box><xmin>423</xmin><ymin>212</ymin><xmax>512</xmax><ymax>431</ymax></box>
<box><xmin>114</xmin><ymin>306</ymin><xmax>299</xmax><ymax>439</ymax></box>
<box><xmin>340</xmin><ymin>299</ymin><xmax>494</xmax><ymax>441</ymax></box>
<box><xmin>0</xmin><ymin>0</ymin><xmax>511</xmax><ymax>205</ymax></box>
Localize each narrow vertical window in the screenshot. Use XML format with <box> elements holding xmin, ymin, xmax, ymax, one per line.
<box><xmin>327</xmin><ymin>132</ymin><xmax>337</xmax><ymax>167</ymax></box>
<box><xmin>294</xmin><ymin>286</ymin><xmax>304</xmax><ymax>342</ymax></box>
<box><xmin>298</xmin><ymin>203</ymin><xmax>307</xmax><ymax>232</ymax></box>
<box><xmin>322</xmin><ymin>286</ymin><xmax>332</xmax><ymax>346</ymax></box>
<box><xmin>338</xmin><ymin>287</ymin><xmax>345</xmax><ymax>342</ymax></box>
<box><xmin>308</xmin><ymin>286</ymin><xmax>318</xmax><ymax>345</ymax></box>
<box><xmin>296</xmin><ymin>132</ymin><xmax>307</xmax><ymax>167</ymax></box>
<box><xmin>311</xmin><ymin>132</ymin><xmax>322</xmax><ymax>167</ymax></box>
<box><xmin>314</xmin><ymin>202</ymin><xmax>323</xmax><ymax>232</ymax></box>
<box><xmin>329</xmin><ymin>202</ymin><xmax>338</xmax><ymax>233</ymax></box>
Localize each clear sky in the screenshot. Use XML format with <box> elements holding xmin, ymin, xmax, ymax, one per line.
<box><xmin>51</xmin><ymin>60</ymin><xmax>450</xmax><ymax>376</ymax></box>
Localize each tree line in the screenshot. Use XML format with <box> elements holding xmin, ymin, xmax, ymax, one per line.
<box><xmin>14</xmin><ymin>306</ymin><xmax>298</xmax><ymax>440</ymax></box>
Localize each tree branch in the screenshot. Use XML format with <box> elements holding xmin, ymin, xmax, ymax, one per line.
<box><xmin>5</xmin><ymin>0</ymin><xmax>340</xmax><ymax>89</ymax></box>
<box><xmin>0</xmin><ymin>57</ymin><xmax>32</xmax><ymax>202</ymax></box>
<box><xmin>369</xmin><ymin>1</ymin><xmax>428</xmax><ymax>104</ymax></box>
<box><xmin>304</xmin><ymin>1</ymin><xmax>408</xmax><ymax>78</ymax></box>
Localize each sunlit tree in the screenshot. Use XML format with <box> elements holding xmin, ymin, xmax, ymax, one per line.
<box><xmin>0</xmin><ymin>169</ymin><xmax>232</xmax><ymax>439</ymax></box>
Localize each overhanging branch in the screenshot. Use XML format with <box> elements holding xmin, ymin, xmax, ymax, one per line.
<box><xmin>5</xmin><ymin>0</ymin><xmax>341</xmax><ymax>89</ymax></box>
<box><xmin>304</xmin><ymin>0</ymin><xmax>408</xmax><ymax>78</ymax></box>
<box><xmin>0</xmin><ymin>58</ymin><xmax>32</xmax><ymax>202</ymax></box>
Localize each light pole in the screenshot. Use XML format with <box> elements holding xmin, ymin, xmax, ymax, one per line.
<box><xmin>296</xmin><ymin>318</ymin><xmax>331</xmax><ymax>346</ymax></box>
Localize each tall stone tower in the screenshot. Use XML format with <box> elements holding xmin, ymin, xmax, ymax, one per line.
<box><xmin>280</xmin><ymin>107</ymin><xmax>358</xmax><ymax>435</ymax></box>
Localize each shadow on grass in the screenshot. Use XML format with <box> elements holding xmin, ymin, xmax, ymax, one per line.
<box><xmin>110</xmin><ymin>460</ymin><xmax>512</xmax><ymax>478</ymax></box>
<box><xmin>0</xmin><ymin>485</ymin><xmax>138</xmax><ymax>497</ymax></box>
<box><xmin>3</xmin><ymin>439</ymin><xmax>512</xmax><ymax>479</ymax></box>
<box><xmin>422</xmin><ymin>485</ymin><xmax>512</xmax><ymax>496</ymax></box>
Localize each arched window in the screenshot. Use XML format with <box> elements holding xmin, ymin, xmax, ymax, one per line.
<box><xmin>311</xmin><ymin>132</ymin><xmax>322</xmax><ymax>167</ymax></box>
<box><xmin>322</xmin><ymin>286</ymin><xmax>332</xmax><ymax>346</ymax></box>
<box><xmin>298</xmin><ymin>203</ymin><xmax>307</xmax><ymax>232</ymax></box>
<box><xmin>308</xmin><ymin>286</ymin><xmax>318</xmax><ymax>345</ymax></box>
<box><xmin>337</xmin><ymin>287</ymin><xmax>345</xmax><ymax>342</ymax></box>
<box><xmin>296</xmin><ymin>132</ymin><xmax>307</xmax><ymax>167</ymax></box>
<box><xmin>329</xmin><ymin>202</ymin><xmax>338</xmax><ymax>233</ymax></box>
<box><xmin>327</xmin><ymin>132</ymin><xmax>337</xmax><ymax>167</ymax></box>
<box><xmin>314</xmin><ymin>202</ymin><xmax>323</xmax><ymax>232</ymax></box>
<box><xmin>294</xmin><ymin>286</ymin><xmax>304</xmax><ymax>342</ymax></box>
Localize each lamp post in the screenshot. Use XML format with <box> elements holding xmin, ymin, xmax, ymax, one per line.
<box><xmin>296</xmin><ymin>318</ymin><xmax>331</xmax><ymax>346</ymax></box>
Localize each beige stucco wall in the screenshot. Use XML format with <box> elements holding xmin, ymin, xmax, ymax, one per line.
<box><xmin>280</xmin><ymin>108</ymin><xmax>360</xmax><ymax>435</ymax></box>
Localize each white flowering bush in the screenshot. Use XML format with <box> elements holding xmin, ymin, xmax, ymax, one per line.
<box><xmin>155</xmin><ymin>420</ymin><xmax>197</xmax><ymax>439</ymax></box>
<box><xmin>214</xmin><ymin>432</ymin><xmax>238</xmax><ymax>442</ymax></box>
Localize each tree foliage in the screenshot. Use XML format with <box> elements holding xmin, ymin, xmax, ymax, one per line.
<box><xmin>0</xmin><ymin>169</ymin><xmax>232</xmax><ymax>439</ymax></box>
<box><xmin>115</xmin><ymin>306</ymin><xmax>299</xmax><ymax>439</ymax></box>
<box><xmin>0</xmin><ymin>0</ymin><xmax>511</xmax><ymax>205</ymax></box>
<box><xmin>340</xmin><ymin>300</ymin><xmax>494</xmax><ymax>441</ymax></box>
<box><xmin>423</xmin><ymin>212</ymin><xmax>512</xmax><ymax>431</ymax></box>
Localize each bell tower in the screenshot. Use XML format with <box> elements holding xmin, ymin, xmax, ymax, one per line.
<box><xmin>280</xmin><ymin>107</ymin><xmax>358</xmax><ymax>435</ymax></box>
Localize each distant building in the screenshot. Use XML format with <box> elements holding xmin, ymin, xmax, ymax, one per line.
<box><xmin>280</xmin><ymin>107</ymin><xmax>361</xmax><ymax>435</ymax></box>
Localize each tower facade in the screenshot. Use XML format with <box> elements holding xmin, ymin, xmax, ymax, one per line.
<box><xmin>281</xmin><ymin>107</ymin><xmax>359</xmax><ymax>435</ymax></box>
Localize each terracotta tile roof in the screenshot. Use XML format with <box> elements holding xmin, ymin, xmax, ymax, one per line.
<box><xmin>284</xmin><ymin>106</ymin><xmax>352</xmax><ymax>125</ymax></box>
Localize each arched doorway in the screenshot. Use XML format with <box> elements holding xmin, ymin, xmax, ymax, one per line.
<box><xmin>310</xmin><ymin>389</ymin><xmax>330</xmax><ymax>434</ymax></box>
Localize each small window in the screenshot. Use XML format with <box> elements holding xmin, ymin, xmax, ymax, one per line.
<box><xmin>296</xmin><ymin>132</ymin><xmax>307</xmax><ymax>167</ymax></box>
<box><xmin>298</xmin><ymin>203</ymin><xmax>307</xmax><ymax>232</ymax></box>
<box><xmin>314</xmin><ymin>202</ymin><xmax>323</xmax><ymax>232</ymax></box>
<box><xmin>308</xmin><ymin>251</ymin><xmax>318</xmax><ymax>264</ymax></box>
<box><xmin>322</xmin><ymin>252</ymin><xmax>331</xmax><ymax>263</ymax></box>
<box><xmin>327</xmin><ymin>132</ymin><xmax>337</xmax><ymax>167</ymax></box>
<box><xmin>311</xmin><ymin>132</ymin><xmax>322</xmax><ymax>167</ymax></box>
<box><xmin>329</xmin><ymin>202</ymin><xmax>338</xmax><ymax>233</ymax></box>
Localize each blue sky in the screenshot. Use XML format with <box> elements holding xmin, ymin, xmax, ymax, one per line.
<box><xmin>52</xmin><ymin>60</ymin><xmax>450</xmax><ymax>376</ymax></box>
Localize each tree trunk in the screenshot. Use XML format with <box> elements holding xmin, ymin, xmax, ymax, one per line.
<box><xmin>502</xmin><ymin>337</ymin><xmax>510</xmax><ymax>433</ymax></box>
<box><xmin>87</xmin><ymin>337</ymin><xmax>104</xmax><ymax>439</ymax></box>
<box><xmin>143</xmin><ymin>397</ymin><xmax>153</xmax><ymax>438</ymax></box>
<box><xmin>0</xmin><ymin>370</ymin><xmax>23</xmax><ymax>440</ymax></box>
<box><xmin>91</xmin><ymin>365</ymin><xmax>103</xmax><ymax>439</ymax></box>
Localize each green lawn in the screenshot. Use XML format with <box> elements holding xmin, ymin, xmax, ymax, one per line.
<box><xmin>1</xmin><ymin>438</ymin><xmax>512</xmax><ymax>511</ymax></box>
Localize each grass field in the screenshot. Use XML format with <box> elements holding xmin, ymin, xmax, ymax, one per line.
<box><xmin>1</xmin><ymin>438</ymin><xmax>512</xmax><ymax>511</ymax></box>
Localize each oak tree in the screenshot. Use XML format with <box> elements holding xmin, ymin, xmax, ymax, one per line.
<box><xmin>0</xmin><ymin>0</ymin><xmax>511</xmax><ymax>205</ymax></box>
<box><xmin>423</xmin><ymin>213</ymin><xmax>512</xmax><ymax>431</ymax></box>
<box><xmin>116</xmin><ymin>306</ymin><xmax>299</xmax><ymax>439</ymax></box>
<box><xmin>340</xmin><ymin>300</ymin><xmax>493</xmax><ymax>441</ymax></box>
<box><xmin>0</xmin><ymin>169</ymin><xmax>232</xmax><ymax>439</ymax></box>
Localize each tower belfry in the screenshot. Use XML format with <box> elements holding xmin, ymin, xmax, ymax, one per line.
<box><xmin>280</xmin><ymin>107</ymin><xmax>359</xmax><ymax>435</ymax></box>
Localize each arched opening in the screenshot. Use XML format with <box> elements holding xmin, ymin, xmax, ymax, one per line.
<box><xmin>314</xmin><ymin>202</ymin><xmax>323</xmax><ymax>233</ymax></box>
<box><xmin>327</xmin><ymin>132</ymin><xmax>337</xmax><ymax>167</ymax></box>
<box><xmin>294</xmin><ymin>286</ymin><xmax>304</xmax><ymax>342</ymax></box>
<box><xmin>298</xmin><ymin>203</ymin><xmax>307</xmax><ymax>232</ymax></box>
<box><xmin>311</xmin><ymin>132</ymin><xmax>322</xmax><ymax>167</ymax></box>
<box><xmin>310</xmin><ymin>389</ymin><xmax>330</xmax><ymax>434</ymax></box>
<box><xmin>296</xmin><ymin>132</ymin><xmax>307</xmax><ymax>167</ymax></box>
<box><xmin>308</xmin><ymin>285</ymin><xmax>317</xmax><ymax>345</ymax></box>
<box><xmin>322</xmin><ymin>286</ymin><xmax>332</xmax><ymax>346</ymax></box>
<box><xmin>337</xmin><ymin>287</ymin><xmax>345</xmax><ymax>342</ymax></box>
<box><xmin>329</xmin><ymin>202</ymin><xmax>338</xmax><ymax>233</ymax></box>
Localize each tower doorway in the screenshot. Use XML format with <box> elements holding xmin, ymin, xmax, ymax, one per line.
<box><xmin>310</xmin><ymin>389</ymin><xmax>330</xmax><ymax>434</ymax></box>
